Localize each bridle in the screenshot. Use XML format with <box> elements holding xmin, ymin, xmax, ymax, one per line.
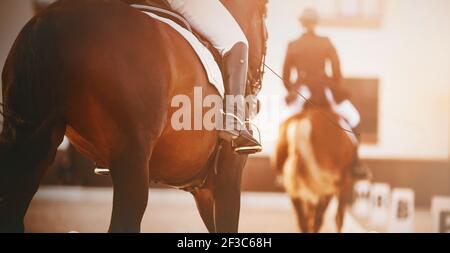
<box><xmin>246</xmin><ymin>2</ymin><xmax>269</xmax><ymax>96</ymax></box>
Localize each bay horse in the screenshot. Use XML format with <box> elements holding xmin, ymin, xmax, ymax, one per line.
<box><xmin>33</xmin><ymin>0</ymin><xmax>56</xmax><ymax>13</ymax></box>
<box><xmin>0</xmin><ymin>0</ymin><xmax>268</xmax><ymax>233</ymax></box>
<box><xmin>274</xmin><ymin>96</ymin><xmax>356</xmax><ymax>233</ymax></box>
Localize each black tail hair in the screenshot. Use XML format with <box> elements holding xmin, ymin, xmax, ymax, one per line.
<box><xmin>1</xmin><ymin>14</ymin><xmax>54</xmax><ymax>144</ymax></box>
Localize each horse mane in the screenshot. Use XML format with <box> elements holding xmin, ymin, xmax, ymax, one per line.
<box><xmin>244</xmin><ymin>0</ymin><xmax>269</xmax><ymax>18</ymax></box>
<box><xmin>256</xmin><ymin>0</ymin><xmax>269</xmax><ymax>17</ymax></box>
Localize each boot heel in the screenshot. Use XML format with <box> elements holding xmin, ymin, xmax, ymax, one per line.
<box><xmin>218</xmin><ymin>130</ymin><xmax>239</xmax><ymax>142</ymax></box>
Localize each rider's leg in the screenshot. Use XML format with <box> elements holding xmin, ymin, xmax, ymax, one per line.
<box><xmin>166</xmin><ymin>0</ymin><xmax>247</xmax><ymax>56</ymax></box>
<box><xmin>221</xmin><ymin>42</ymin><xmax>261</xmax><ymax>154</ymax></box>
<box><xmin>325</xmin><ymin>87</ymin><xmax>371</xmax><ymax>179</ymax></box>
<box><xmin>167</xmin><ymin>0</ymin><xmax>262</xmax><ymax>154</ymax></box>
<box><xmin>336</xmin><ymin>100</ymin><xmax>361</xmax><ymax>129</ymax></box>
<box><xmin>325</xmin><ymin>87</ymin><xmax>360</xmax><ymax>129</ymax></box>
<box><xmin>350</xmin><ymin>139</ymin><xmax>372</xmax><ymax>180</ymax></box>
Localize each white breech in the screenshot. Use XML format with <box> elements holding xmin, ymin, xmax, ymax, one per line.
<box><xmin>284</xmin><ymin>86</ymin><xmax>361</xmax><ymax>129</ymax></box>
<box><xmin>324</xmin><ymin>88</ymin><xmax>361</xmax><ymax>129</ymax></box>
<box><xmin>166</xmin><ymin>0</ymin><xmax>249</xmax><ymax>56</ymax></box>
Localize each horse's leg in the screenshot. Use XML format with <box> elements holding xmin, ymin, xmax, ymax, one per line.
<box><xmin>108</xmin><ymin>143</ymin><xmax>153</xmax><ymax>233</ymax></box>
<box><xmin>335</xmin><ymin>191</ymin><xmax>347</xmax><ymax>233</ymax></box>
<box><xmin>209</xmin><ymin>144</ymin><xmax>246</xmax><ymax>233</ymax></box>
<box><xmin>313</xmin><ymin>195</ymin><xmax>332</xmax><ymax>233</ymax></box>
<box><xmin>0</xmin><ymin>112</ymin><xmax>66</xmax><ymax>232</ymax></box>
<box><xmin>191</xmin><ymin>187</ymin><xmax>215</xmax><ymax>233</ymax></box>
<box><xmin>291</xmin><ymin>198</ymin><xmax>308</xmax><ymax>233</ymax></box>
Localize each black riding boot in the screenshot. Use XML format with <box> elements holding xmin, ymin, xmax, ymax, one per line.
<box><xmin>351</xmin><ymin>146</ymin><xmax>372</xmax><ymax>180</ymax></box>
<box><xmin>219</xmin><ymin>42</ymin><xmax>262</xmax><ymax>155</ymax></box>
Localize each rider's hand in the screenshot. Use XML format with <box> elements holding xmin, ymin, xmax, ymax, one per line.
<box><xmin>285</xmin><ymin>92</ymin><xmax>297</xmax><ymax>105</ymax></box>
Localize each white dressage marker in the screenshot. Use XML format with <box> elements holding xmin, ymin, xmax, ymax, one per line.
<box><xmin>370</xmin><ymin>183</ymin><xmax>390</xmax><ymax>228</ymax></box>
<box><xmin>388</xmin><ymin>188</ymin><xmax>415</xmax><ymax>233</ymax></box>
<box><xmin>431</xmin><ymin>196</ymin><xmax>450</xmax><ymax>233</ymax></box>
<box><xmin>352</xmin><ymin>180</ymin><xmax>371</xmax><ymax>219</ymax></box>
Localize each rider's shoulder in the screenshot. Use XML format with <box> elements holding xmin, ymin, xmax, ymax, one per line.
<box><xmin>287</xmin><ymin>37</ymin><xmax>304</xmax><ymax>49</ymax></box>
<box><xmin>292</xmin><ymin>34</ymin><xmax>330</xmax><ymax>43</ymax></box>
<box><xmin>313</xmin><ymin>35</ymin><xmax>335</xmax><ymax>48</ymax></box>
<box><xmin>286</xmin><ymin>40</ymin><xmax>298</xmax><ymax>52</ymax></box>
<box><xmin>315</xmin><ymin>34</ymin><xmax>332</xmax><ymax>43</ymax></box>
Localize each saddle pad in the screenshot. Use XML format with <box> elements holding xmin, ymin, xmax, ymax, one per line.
<box><xmin>142</xmin><ymin>11</ymin><xmax>225</xmax><ymax>97</ymax></box>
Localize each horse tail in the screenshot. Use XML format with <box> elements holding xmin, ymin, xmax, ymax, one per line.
<box><xmin>273</xmin><ymin>118</ymin><xmax>291</xmax><ymax>174</ymax></box>
<box><xmin>1</xmin><ymin>18</ymin><xmax>35</xmax><ymax>143</ymax></box>
<box><xmin>1</xmin><ymin>14</ymin><xmax>64</xmax><ymax>144</ymax></box>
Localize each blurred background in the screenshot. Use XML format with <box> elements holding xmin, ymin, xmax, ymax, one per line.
<box><xmin>0</xmin><ymin>0</ymin><xmax>449</xmax><ymax>233</ymax></box>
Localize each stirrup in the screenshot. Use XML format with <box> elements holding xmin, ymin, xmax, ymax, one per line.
<box><xmin>233</xmin><ymin>144</ymin><xmax>263</xmax><ymax>155</ymax></box>
<box><xmin>232</xmin><ymin>119</ymin><xmax>263</xmax><ymax>155</ymax></box>
<box><xmin>219</xmin><ymin>110</ymin><xmax>262</xmax><ymax>154</ymax></box>
<box><xmin>231</xmin><ymin>119</ymin><xmax>263</xmax><ymax>155</ymax></box>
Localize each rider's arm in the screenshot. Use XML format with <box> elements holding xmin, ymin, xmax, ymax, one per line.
<box><xmin>282</xmin><ymin>43</ymin><xmax>296</xmax><ymax>92</ymax></box>
<box><xmin>327</xmin><ymin>39</ymin><xmax>350</xmax><ymax>103</ymax></box>
<box><xmin>327</xmin><ymin>40</ymin><xmax>343</xmax><ymax>86</ymax></box>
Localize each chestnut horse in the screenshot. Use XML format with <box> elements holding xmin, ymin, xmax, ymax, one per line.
<box><xmin>0</xmin><ymin>0</ymin><xmax>268</xmax><ymax>232</ymax></box>
<box><xmin>274</xmin><ymin>102</ymin><xmax>356</xmax><ymax>233</ymax></box>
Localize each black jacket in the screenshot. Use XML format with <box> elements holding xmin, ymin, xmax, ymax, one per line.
<box><xmin>283</xmin><ymin>32</ymin><xmax>345</xmax><ymax>102</ymax></box>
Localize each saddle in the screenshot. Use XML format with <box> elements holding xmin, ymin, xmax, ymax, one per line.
<box><xmin>131</xmin><ymin>0</ymin><xmax>222</xmax><ymax>64</ymax></box>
